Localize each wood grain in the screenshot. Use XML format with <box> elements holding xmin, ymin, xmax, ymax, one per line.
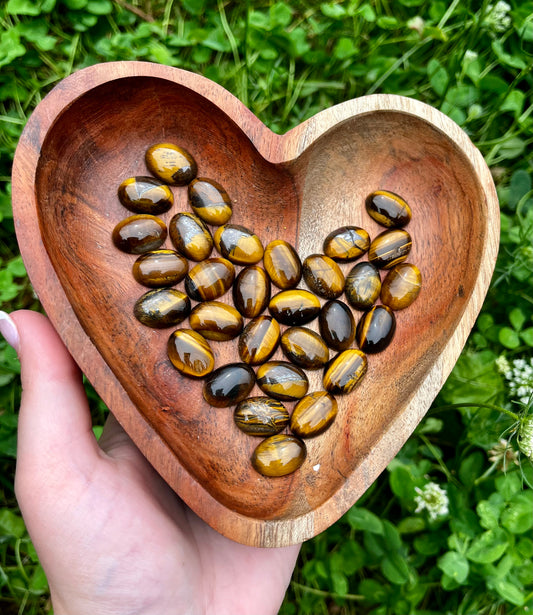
<box><xmin>11</xmin><ymin>61</ymin><xmax>499</xmax><ymax>547</ymax></box>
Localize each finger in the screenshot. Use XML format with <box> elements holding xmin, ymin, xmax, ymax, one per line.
<box><xmin>99</xmin><ymin>412</ymin><xmax>146</xmax><ymax>464</ymax></box>
<box><xmin>12</xmin><ymin>310</ymin><xmax>100</xmax><ymax>499</ymax></box>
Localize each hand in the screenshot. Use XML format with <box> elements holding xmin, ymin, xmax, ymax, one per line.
<box><xmin>9</xmin><ymin>310</ymin><xmax>300</xmax><ymax>615</ymax></box>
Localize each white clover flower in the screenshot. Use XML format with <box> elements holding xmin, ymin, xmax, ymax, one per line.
<box><xmin>496</xmin><ymin>355</ymin><xmax>511</xmax><ymax>376</ymax></box>
<box><xmin>488</xmin><ymin>438</ymin><xmax>519</xmax><ymax>467</ymax></box>
<box><xmin>464</xmin><ymin>49</ymin><xmax>478</xmax><ymax>62</ymax></box>
<box><xmin>407</xmin><ymin>16</ymin><xmax>425</xmax><ymax>34</ymax></box>
<box><xmin>502</xmin><ymin>357</ymin><xmax>533</xmax><ymax>405</ymax></box>
<box><xmin>485</xmin><ymin>2</ymin><xmax>512</xmax><ymax>33</ymax></box>
<box><xmin>518</xmin><ymin>416</ymin><xmax>533</xmax><ymax>460</ymax></box>
<box><xmin>414</xmin><ymin>482</ymin><xmax>449</xmax><ymax>521</ymax></box>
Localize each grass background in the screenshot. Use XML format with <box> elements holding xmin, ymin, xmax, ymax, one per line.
<box><xmin>0</xmin><ymin>1</ymin><xmax>532</xmax><ymax>613</ymax></box>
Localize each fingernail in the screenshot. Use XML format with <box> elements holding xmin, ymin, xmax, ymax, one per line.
<box><xmin>0</xmin><ymin>311</ymin><xmax>20</xmax><ymax>352</ymax></box>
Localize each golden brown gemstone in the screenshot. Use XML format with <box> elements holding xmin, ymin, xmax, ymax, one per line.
<box><xmin>280</xmin><ymin>327</ymin><xmax>329</xmax><ymax>369</ymax></box>
<box><xmin>365</xmin><ymin>190</ymin><xmax>412</xmax><ymax>228</ymax></box>
<box><xmin>118</xmin><ymin>176</ymin><xmax>173</xmax><ymax>215</ymax></box>
<box><xmin>188</xmin><ymin>178</ymin><xmax>232</xmax><ymax>226</ymax></box>
<box><xmin>290</xmin><ymin>391</ymin><xmax>338</xmax><ymax>438</ymax></box>
<box><xmin>263</xmin><ymin>240</ymin><xmax>302</xmax><ymax>289</ymax></box>
<box><xmin>167</xmin><ymin>329</ymin><xmax>214</xmax><ymax>378</ymax></box>
<box><xmin>202</xmin><ymin>363</ymin><xmax>255</xmax><ymax>408</ymax></box>
<box><xmin>319</xmin><ymin>300</ymin><xmax>355</xmax><ymax>351</ymax></box>
<box><xmin>112</xmin><ymin>214</ymin><xmax>167</xmax><ymax>254</ymax></box>
<box><xmin>184</xmin><ymin>258</ymin><xmax>235</xmax><ymax>301</ymax></box>
<box><xmin>380</xmin><ymin>263</ymin><xmax>422</xmax><ymax>310</ymax></box>
<box><xmin>356</xmin><ymin>305</ymin><xmax>396</xmax><ymax>353</ymax></box>
<box><xmin>145</xmin><ymin>143</ymin><xmax>197</xmax><ymax>186</ymax></box>
<box><xmin>268</xmin><ymin>290</ymin><xmax>321</xmax><ymax>326</ymax></box>
<box><xmin>251</xmin><ymin>434</ymin><xmax>306</xmax><ymax>477</ymax></box>
<box><xmin>344</xmin><ymin>261</ymin><xmax>381</xmax><ymax>310</ymax></box>
<box><xmin>232</xmin><ymin>266</ymin><xmax>271</xmax><ymax>318</ymax></box>
<box><xmin>234</xmin><ymin>397</ymin><xmax>289</xmax><ymax>437</ymax></box>
<box><xmin>169</xmin><ymin>212</ymin><xmax>213</xmax><ymax>261</ymax></box>
<box><xmin>256</xmin><ymin>361</ymin><xmax>309</xmax><ymax>401</ymax></box>
<box><xmin>214</xmin><ymin>224</ymin><xmax>264</xmax><ymax>265</ymax></box>
<box><xmin>303</xmin><ymin>254</ymin><xmax>345</xmax><ymax>299</ymax></box>
<box><xmin>323</xmin><ymin>349</ymin><xmax>367</xmax><ymax>395</ymax></box>
<box><xmin>134</xmin><ymin>288</ymin><xmax>191</xmax><ymax>328</ymax></box>
<box><xmin>132</xmin><ymin>249</ymin><xmax>188</xmax><ymax>288</ymax></box>
<box><xmin>323</xmin><ymin>226</ymin><xmax>370</xmax><ymax>262</ymax></box>
<box><xmin>239</xmin><ymin>316</ymin><xmax>280</xmax><ymax>365</ymax></box>
<box><xmin>189</xmin><ymin>301</ymin><xmax>243</xmax><ymax>341</ymax></box>
<box><xmin>368</xmin><ymin>229</ymin><xmax>412</xmax><ymax>269</ymax></box>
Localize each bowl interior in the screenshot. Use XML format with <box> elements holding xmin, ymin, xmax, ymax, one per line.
<box><xmin>34</xmin><ymin>76</ymin><xmax>487</xmax><ymax>520</ymax></box>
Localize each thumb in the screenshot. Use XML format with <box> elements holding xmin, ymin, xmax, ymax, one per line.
<box><xmin>7</xmin><ymin>310</ymin><xmax>100</xmax><ymax>511</ymax></box>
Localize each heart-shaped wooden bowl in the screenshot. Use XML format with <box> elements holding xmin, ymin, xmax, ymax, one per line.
<box><xmin>12</xmin><ymin>61</ymin><xmax>499</xmax><ymax>547</ymax></box>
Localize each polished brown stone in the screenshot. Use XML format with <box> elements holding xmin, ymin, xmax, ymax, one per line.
<box><xmin>238</xmin><ymin>316</ymin><xmax>280</xmax><ymax>365</ymax></box>
<box><xmin>256</xmin><ymin>361</ymin><xmax>309</xmax><ymax>401</ymax></box>
<box><xmin>344</xmin><ymin>261</ymin><xmax>381</xmax><ymax>310</ymax></box>
<box><xmin>368</xmin><ymin>229</ymin><xmax>412</xmax><ymax>269</ymax></box>
<box><xmin>184</xmin><ymin>257</ymin><xmax>235</xmax><ymax>301</ymax></box>
<box><xmin>268</xmin><ymin>289</ymin><xmax>321</xmax><ymax>326</ymax></box>
<box><xmin>112</xmin><ymin>214</ymin><xmax>167</xmax><ymax>254</ymax></box>
<box><xmin>319</xmin><ymin>300</ymin><xmax>355</xmax><ymax>351</ymax></box>
<box><xmin>234</xmin><ymin>397</ymin><xmax>289</xmax><ymax>437</ymax></box>
<box><xmin>134</xmin><ymin>288</ymin><xmax>190</xmax><ymax>328</ymax></box>
<box><xmin>356</xmin><ymin>305</ymin><xmax>396</xmax><ymax>353</ymax></box>
<box><xmin>251</xmin><ymin>434</ymin><xmax>306</xmax><ymax>477</ymax></box>
<box><xmin>365</xmin><ymin>190</ymin><xmax>412</xmax><ymax>228</ymax></box>
<box><xmin>188</xmin><ymin>178</ymin><xmax>233</xmax><ymax>226</ymax></box>
<box><xmin>189</xmin><ymin>301</ymin><xmax>243</xmax><ymax>341</ymax></box>
<box><xmin>280</xmin><ymin>327</ymin><xmax>329</xmax><ymax>369</ymax></box>
<box><xmin>132</xmin><ymin>249</ymin><xmax>188</xmax><ymax>288</ymax></box>
<box><xmin>145</xmin><ymin>142</ymin><xmax>197</xmax><ymax>185</ymax></box>
<box><xmin>263</xmin><ymin>240</ymin><xmax>302</xmax><ymax>289</ymax></box>
<box><xmin>167</xmin><ymin>329</ymin><xmax>214</xmax><ymax>377</ymax></box>
<box><xmin>169</xmin><ymin>212</ymin><xmax>213</xmax><ymax>261</ymax></box>
<box><xmin>202</xmin><ymin>363</ymin><xmax>255</xmax><ymax>408</ymax></box>
<box><xmin>302</xmin><ymin>254</ymin><xmax>345</xmax><ymax>299</ymax></box>
<box><xmin>380</xmin><ymin>263</ymin><xmax>422</xmax><ymax>310</ymax></box>
<box><xmin>323</xmin><ymin>226</ymin><xmax>370</xmax><ymax>261</ymax></box>
<box><xmin>232</xmin><ymin>266</ymin><xmax>271</xmax><ymax>318</ymax></box>
<box><xmin>214</xmin><ymin>224</ymin><xmax>264</xmax><ymax>265</ymax></box>
<box><xmin>118</xmin><ymin>176</ymin><xmax>174</xmax><ymax>215</ymax></box>
<box><xmin>323</xmin><ymin>348</ymin><xmax>367</xmax><ymax>395</ymax></box>
<box><xmin>290</xmin><ymin>391</ymin><xmax>338</xmax><ymax>438</ymax></box>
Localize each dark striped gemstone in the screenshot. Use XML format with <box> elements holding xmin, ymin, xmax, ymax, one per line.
<box><xmin>234</xmin><ymin>397</ymin><xmax>289</xmax><ymax>436</ymax></box>
<box><xmin>256</xmin><ymin>361</ymin><xmax>309</xmax><ymax>401</ymax></box>
<box><xmin>368</xmin><ymin>229</ymin><xmax>412</xmax><ymax>269</ymax></box>
<box><xmin>167</xmin><ymin>329</ymin><xmax>214</xmax><ymax>378</ymax></box>
<box><xmin>323</xmin><ymin>226</ymin><xmax>370</xmax><ymax>261</ymax></box>
<box><xmin>365</xmin><ymin>190</ymin><xmax>412</xmax><ymax>228</ymax></box>
<box><xmin>133</xmin><ymin>288</ymin><xmax>190</xmax><ymax>328</ymax></box>
<box><xmin>202</xmin><ymin>363</ymin><xmax>255</xmax><ymax>408</ymax></box>
<box><xmin>263</xmin><ymin>240</ymin><xmax>302</xmax><ymax>289</ymax></box>
<box><xmin>251</xmin><ymin>434</ymin><xmax>306</xmax><ymax>477</ymax></box>
<box><xmin>214</xmin><ymin>224</ymin><xmax>264</xmax><ymax>265</ymax></box>
<box><xmin>145</xmin><ymin>143</ymin><xmax>197</xmax><ymax>186</ymax></box>
<box><xmin>356</xmin><ymin>305</ymin><xmax>396</xmax><ymax>353</ymax></box>
<box><xmin>184</xmin><ymin>258</ymin><xmax>235</xmax><ymax>301</ymax></box>
<box><xmin>232</xmin><ymin>266</ymin><xmax>271</xmax><ymax>318</ymax></box>
<box><xmin>118</xmin><ymin>176</ymin><xmax>173</xmax><ymax>215</ymax></box>
<box><xmin>323</xmin><ymin>349</ymin><xmax>367</xmax><ymax>395</ymax></box>
<box><xmin>188</xmin><ymin>178</ymin><xmax>232</xmax><ymax>226</ymax></box>
<box><xmin>169</xmin><ymin>212</ymin><xmax>213</xmax><ymax>262</ymax></box>
<box><xmin>112</xmin><ymin>214</ymin><xmax>167</xmax><ymax>254</ymax></box>
<box><xmin>132</xmin><ymin>249</ymin><xmax>188</xmax><ymax>288</ymax></box>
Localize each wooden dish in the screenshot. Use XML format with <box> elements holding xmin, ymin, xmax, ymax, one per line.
<box><xmin>12</xmin><ymin>61</ymin><xmax>499</xmax><ymax>547</ymax></box>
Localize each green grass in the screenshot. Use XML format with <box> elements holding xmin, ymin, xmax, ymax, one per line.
<box><xmin>1</xmin><ymin>1</ymin><xmax>532</xmax><ymax>613</ymax></box>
